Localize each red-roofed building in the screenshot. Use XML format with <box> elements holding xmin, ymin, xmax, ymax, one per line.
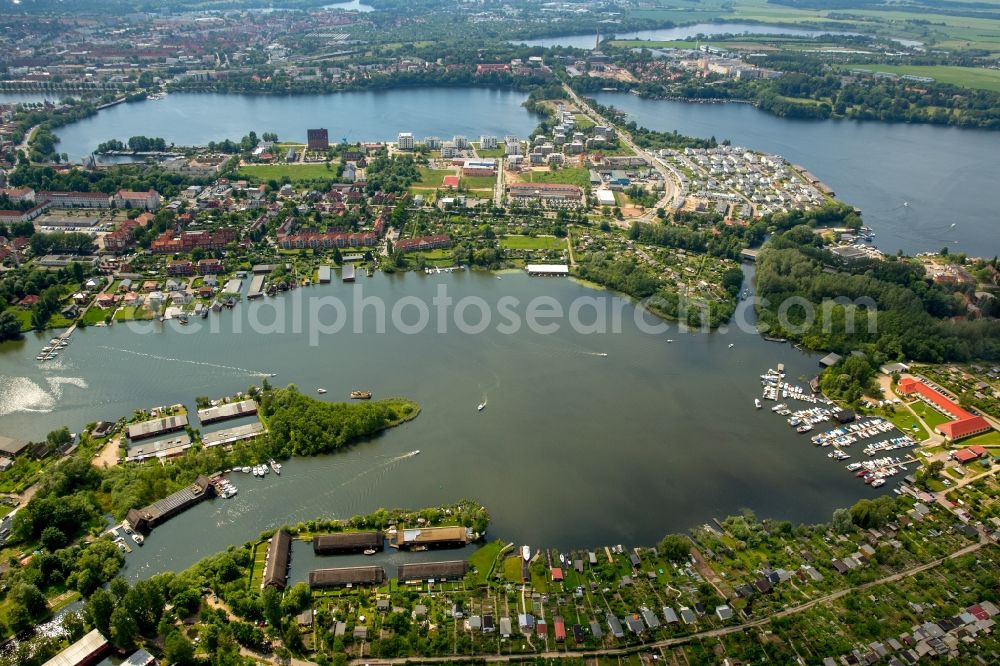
<box><xmin>550</xmin><ymin>567</ymin><xmax>563</xmax><ymax>582</ymax></box>
<box><xmin>897</xmin><ymin>377</ymin><xmax>992</xmax><ymax>442</ymax></box>
<box><xmin>953</xmin><ymin>445</ymin><xmax>988</xmax><ymax>464</ymax></box>
<box><xmin>553</xmin><ymin>616</ymin><xmax>566</xmax><ymax>642</ymax></box>
<box><xmin>393</xmin><ymin>234</ymin><xmax>450</xmax><ymax>253</ymax></box>
<box><xmin>114</xmin><ymin>190</ymin><xmax>161</xmax><ymax>211</ymax></box>
<box><xmin>477</xmin><ymin>64</ymin><xmax>510</xmax><ymax>74</ymax></box>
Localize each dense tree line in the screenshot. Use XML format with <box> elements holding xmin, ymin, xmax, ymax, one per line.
<box><xmin>755</xmin><ymin>226</ymin><xmax>1000</xmax><ymax>362</ymax></box>
<box><xmin>584</xmin><ymin>98</ymin><xmax>720</xmax><ymax>150</ymax></box>
<box><xmin>95</xmin><ymin>136</ymin><xmax>169</xmax><ymax>154</ymax></box>
<box><xmin>623</xmin><ymin>53</ymin><xmax>1000</xmax><ymax>129</ymax></box>
<box><xmin>6</xmin><ymin>164</ymin><xmax>208</xmax><ymax>199</ymax></box>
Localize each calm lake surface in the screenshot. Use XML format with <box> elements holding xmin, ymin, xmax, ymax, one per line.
<box><xmin>0</xmin><ymin>270</ymin><xmax>892</xmax><ymax>576</ymax></box>
<box><xmin>53</xmin><ymin>89</ymin><xmax>541</xmax><ymax>161</ymax></box>
<box><xmin>0</xmin><ymin>92</ymin><xmax>72</xmax><ymax>104</ymax></box>
<box><xmin>517</xmin><ymin>23</ymin><xmax>855</xmax><ymax>49</ymax></box>
<box><xmin>593</xmin><ymin>92</ymin><xmax>1000</xmax><ymax>256</ymax></box>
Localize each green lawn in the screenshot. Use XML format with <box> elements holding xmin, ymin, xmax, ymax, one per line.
<box><xmin>81</xmin><ymin>307</ymin><xmax>112</xmax><ymax>325</ymax></box>
<box><xmin>467</xmin><ymin>540</ymin><xmax>504</xmax><ymax>585</ymax></box>
<box><xmin>473</xmin><ymin>144</ymin><xmax>505</xmax><ymax>158</ymax></box>
<box><xmin>886</xmin><ymin>408</ymin><xmax>929</xmax><ymax>441</ymax></box>
<box><xmin>6</xmin><ymin>308</ymin><xmax>33</xmax><ymax>332</ymax></box>
<box><xmin>460</xmin><ymin>174</ymin><xmax>496</xmax><ymax>190</ymax></box>
<box><xmin>238</xmin><ymin>163</ymin><xmax>339</xmax><ymax>182</ymax></box>
<box><xmin>959</xmin><ymin>429</ymin><xmax>1000</xmax><ymax>448</ymax></box>
<box><xmin>413</xmin><ymin>167</ymin><xmax>455</xmax><ymax>188</ymax></box>
<box><xmin>574</xmin><ymin>114</ymin><xmax>596</xmax><ymax>130</ymax></box>
<box><xmin>113</xmin><ymin>306</ymin><xmax>138</xmax><ymax>321</ymax></box>
<box><xmin>499</xmin><ymin>235</ymin><xmax>566</xmax><ymax>250</ymax></box>
<box><xmin>842</xmin><ymin>65</ymin><xmax>1000</xmax><ymax>92</ymax></box>
<box><xmin>909</xmin><ymin>402</ymin><xmax>951</xmax><ymax>429</ymax></box>
<box><xmin>518</xmin><ymin>166</ymin><xmax>591</xmax><ymax>189</ymax></box>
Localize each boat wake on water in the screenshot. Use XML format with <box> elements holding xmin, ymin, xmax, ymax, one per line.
<box><xmin>99</xmin><ymin>346</ymin><xmax>272</xmax><ymax>376</ymax></box>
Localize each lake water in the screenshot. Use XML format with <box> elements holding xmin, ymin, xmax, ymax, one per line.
<box><xmin>323</xmin><ymin>0</ymin><xmax>374</xmax><ymax>11</ymax></box>
<box><xmin>0</xmin><ymin>270</ymin><xmax>893</xmax><ymax>576</ymax></box>
<box><xmin>0</xmin><ymin>92</ymin><xmax>72</xmax><ymax>104</ymax></box>
<box><xmin>517</xmin><ymin>22</ymin><xmax>856</xmax><ymax>49</ymax></box>
<box><xmin>593</xmin><ymin>92</ymin><xmax>1000</xmax><ymax>256</ymax></box>
<box><xmin>53</xmin><ymin>89</ymin><xmax>541</xmax><ymax>160</ymax></box>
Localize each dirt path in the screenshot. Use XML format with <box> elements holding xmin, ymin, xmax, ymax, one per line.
<box><xmin>92</xmin><ymin>437</ymin><xmax>121</xmax><ymax>469</ymax></box>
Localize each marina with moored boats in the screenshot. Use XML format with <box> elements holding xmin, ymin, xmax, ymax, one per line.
<box><xmin>755</xmin><ymin>366</ymin><xmax>918</xmax><ymax>491</ymax></box>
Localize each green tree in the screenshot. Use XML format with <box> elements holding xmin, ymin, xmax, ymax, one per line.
<box><xmin>85</xmin><ymin>588</ymin><xmax>114</xmax><ymax>636</ymax></box>
<box><xmin>164</xmin><ymin>631</ymin><xmax>197</xmax><ymax>666</ymax></box>
<box><xmin>0</xmin><ymin>311</ymin><xmax>22</xmax><ymax>341</ymax></box>
<box><xmin>658</xmin><ymin>534</ymin><xmax>691</xmax><ymax>562</ymax></box>
<box><xmin>261</xmin><ymin>586</ymin><xmax>282</xmax><ymax>628</ymax></box>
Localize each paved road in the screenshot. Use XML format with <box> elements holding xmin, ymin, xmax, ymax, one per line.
<box><xmin>16</xmin><ymin>123</ymin><xmax>40</xmax><ymax>155</ymax></box>
<box><xmin>561</xmin><ymin>83</ymin><xmax>680</xmax><ymax>220</ymax></box>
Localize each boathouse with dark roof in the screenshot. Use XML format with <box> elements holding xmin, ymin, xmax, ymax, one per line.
<box><xmin>309</xmin><ymin>566</ymin><xmax>386</xmax><ymax>588</ymax></box>
<box><xmin>262</xmin><ymin>529</ymin><xmax>291</xmax><ymax>590</ymax></box>
<box><xmin>125</xmin><ymin>475</ymin><xmax>214</xmax><ymax>533</ymax></box>
<box><xmin>312</xmin><ymin>531</ymin><xmax>383</xmax><ymax>555</ymax></box>
<box><xmin>396</xmin><ymin>560</ymin><xmax>468</xmax><ymax>582</ymax></box>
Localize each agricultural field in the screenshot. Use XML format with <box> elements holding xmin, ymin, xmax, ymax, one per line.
<box><xmin>238</xmin><ymin>163</ymin><xmax>339</xmax><ymax>182</ymax></box>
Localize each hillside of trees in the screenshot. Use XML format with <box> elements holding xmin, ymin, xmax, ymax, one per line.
<box><xmin>755</xmin><ymin>226</ymin><xmax>1000</xmax><ymax>362</ymax></box>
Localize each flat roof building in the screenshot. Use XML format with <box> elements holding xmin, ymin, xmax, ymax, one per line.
<box><xmin>393</xmin><ymin>525</ymin><xmax>469</xmax><ymax>550</ymax></box>
<box><xmin>197</xmin><ymin>399</ymin><xmax>258</xmax><ymax>424</ymax></box>
<box><xmin>201</xmin><ymin>421</ymin><xmax>265</xmax><ymax>448</ymax></box>
<box><xmin>127</xmin><ymin>413</ymin><xmax>188</xmax><ymax>441</ymax></box>
<box><xmin>125</xmin><ymin>434</ymin><xmax>193</xmax><ymax>462</ymax></box>
<box><xmin>525</xmin><ymin>264</ymin><xmax>569</xmax><ymax>276</ymax></box>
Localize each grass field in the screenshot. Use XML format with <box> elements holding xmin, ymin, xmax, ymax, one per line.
<box><xmin>500</xmin><ymin>235</ymin><xmax>566</xmax><ymax>250</ymax></box>
<box><xmin>518</xmin><ymin>166</ymin><xmax>591</xmax><ymax>189</ymax></box>
<box><xmin>473</xmin><ymin>144</ymin><xmax>505</xmax><ymax>158</ymax></box>
<box><xmin>81</xmin><ymin>307</ymin><xmax>111</xmax><ymax>325</ymax></box>
<box><xmin>908</xmin><ymin>401</ymin><xmax>951</xmax><ymax>430</ymax></box>
<box><xmin>467</xmin><ymin>541</ymin><xmax>504</xmax><ymax>585</ymax></box>
<box><xmin>460</xmin><ymin>174</ymin><xmax>496</xmax><ymax>190</ymax></box>
<box><xmin>412</xmin><ymin>167</ymin><xmax>454</xmax><ymax>189</ymax></box>
<box><xmin>238</xmin><ymin>163</ymin><xmax>338</xmax><ymax>182</ymax></box>
<box><xmin>844</xmin><ymin>65</ymin><xmax>1000</xmax><ymax>92</ymax></box>
<box><xmin>960</xmin><ymin>429</ymin><xmax>1000</xmax><ymax>448</ymax></box>
<box><xmin>113</xmin><ymin>306</ymin><xmax>138</xmax><ymax>321</ymax></box>
<box><xmin>887</xmin><ymin>408</ymin><xmax>929</xmax><ymax>441</ymax></box>
<box><xmin>574</xmin><ymin>114</ymin><xmax>596</xmax><ymax>130</ymax></box>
